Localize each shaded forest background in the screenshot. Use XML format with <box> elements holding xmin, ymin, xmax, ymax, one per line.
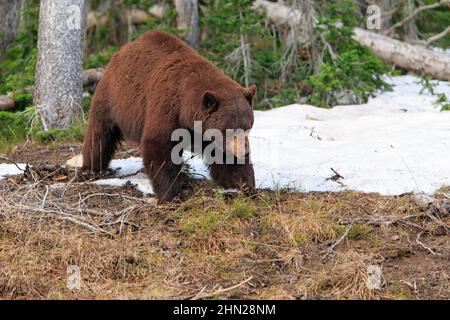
<box><xmin>0</xmin><ymin>0</ymin><xmax>449</xmax><ymax>151</ymax></box>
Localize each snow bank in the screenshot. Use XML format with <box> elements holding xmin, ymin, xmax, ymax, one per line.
<box><xmin>1</xmin><ymin>75</ymin><xmax>449</xmax><ymax>196</ymax></box>
<box><xmin>250</xmin><ymin>75</ymin><xmax>450</xmax><ymax>195</ymax></box>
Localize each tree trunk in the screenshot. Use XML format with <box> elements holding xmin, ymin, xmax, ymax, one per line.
<box><xmin>34</xmin><ymin>0</ymin><xmax>86</xmax><ymax>131</ymax></box>
<box><xmin>404</xmin><ymin>0</ymin><xmax>419</xmax><ymax>42</ymax></box>
<box><xmin>0</xmin><ymin>0</ymin><xmax>23</xmax><ymax>56</ymax></box>
<box><xmin>379</xmin><ymin>0</ymin><xmax>394</xmax><ymax>30</ymax></box>
<box><xmin>174</xmin><ymin>0</ymin><xmax>199</xmax><ymax>48</ymax></box>
<box><xmin>252</xmin><ymin>0</ymin><xmax>450</xmax><ymax>81</ymax></box>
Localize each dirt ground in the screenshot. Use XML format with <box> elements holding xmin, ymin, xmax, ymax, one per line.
<box><xmin>0</xmin><ymin>143</ymin><xmax>448</xmax><ymax>300</ymax></box>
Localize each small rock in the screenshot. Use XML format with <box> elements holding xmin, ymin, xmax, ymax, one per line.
<box><xmin>0</xmin><ymin>95</ymin><xmax>15</xmax><ymax>111</ymax></box>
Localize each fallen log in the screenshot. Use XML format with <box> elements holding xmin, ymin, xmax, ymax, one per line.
<box><xmin>252</xmin><ymin>0</ymin><xmax>450</xmax><ymax>81</ymax></box>
<box><xmin>0</xmin><ymin>68</ymin><xmax>104</xmax><ymax>111</ymax></box>
<box><xmin>353</xmin><ymin>27</ymin><xmax>450</xmax><ymax>81</ymax></box>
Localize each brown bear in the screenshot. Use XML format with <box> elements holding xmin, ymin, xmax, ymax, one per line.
<box><xmin>82</xmin><ymin>31</ymin><xmax>256</xmax><ymax>202</ymax></box>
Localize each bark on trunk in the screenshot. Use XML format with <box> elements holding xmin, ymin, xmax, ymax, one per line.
<box><xmin>0</xmin><ymin>0</ymin><xmax>23</xmax><ymax>56</ymax></box>
<box><xmin>34</xmin><ymin>0</ymin><xmax>86</xmax><ymax>130</ymax></box>
<box><xmin>174</xmin><ymin>0</ymin><xmax>199</xmax><ymax>48</ymax></box>
<box><xmin>252</xmin><ymin>0</ymin><xmax>450</xmax><ymax>81</ymax></box>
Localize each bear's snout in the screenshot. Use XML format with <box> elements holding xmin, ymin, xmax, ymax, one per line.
<box><xmin>227</xmin><ymin>132</ymin><xmax>251</xmax><ymax>159</ymax></box>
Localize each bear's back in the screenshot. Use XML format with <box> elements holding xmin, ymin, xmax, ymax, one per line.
<box><xmin>106</xmin><ymin>31</ymin><xmax>195</xmax><ymax>81</ymax></box>
<box><xmin>96</xmin><ymin>32</ymin><xmax>206</xmax><ymax>142</ymax></box>
<box><xmin>138</xmin><ymin>31</ymin><xmax>195</xmax><ymax>55</ymax></box>
<box><xmin>93</xmin><ymin>31</ymin><xmax>236</xmax><ymax>143</ymax></box>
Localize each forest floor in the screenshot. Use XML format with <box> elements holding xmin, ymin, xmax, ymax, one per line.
<box><xmin>0</xmin><ymin>143</ymin><xmax>449</xmax><ymax>300</ymax></box>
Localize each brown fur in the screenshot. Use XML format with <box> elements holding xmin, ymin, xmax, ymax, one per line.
<box><xmin>82</xmin><ymin>31</ymin><xmax>256</xmax><ymax>202</ymax></box>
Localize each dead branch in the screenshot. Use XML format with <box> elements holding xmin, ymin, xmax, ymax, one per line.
<box><xmin>321</xmin><ymin>224</ymin><xmax>353</xmax><ymax>260</ymax></box>
<box><xmin>326</xmin><ymin>167</ymin><xmax>345</xmax><ymax>187</ymax></box>
<box><xmin>190</xmin><ymin>276</ymin><xmax>253</xmax><ymax>300</ymax></box>
<box><xmin>340</xmin><ymin>194</ymin><xmax>449</xmax><ymax>231</ymax></box>
<box><xmin>2</xmin><ymin>202</ymin><xmax>115</xmax><ymax>238</ymax></box>
<box><xmin>340</xmin><ymin>214</ymin><xmax>423</xmax><ymax>230</ymax></box>
<box><xmin>424</xmin><ymin>26</ymin><xmax>450</xmax><ymax>47</ymax></box>
<box><xmin>385</xmin><ymin>0</ymin><xmax>450</xmax><ymax>36</ymax></box>
<box><xmin>416</xmin><ymin>231</ymin><xmax>442</xmax><ymax>256</ymax></box>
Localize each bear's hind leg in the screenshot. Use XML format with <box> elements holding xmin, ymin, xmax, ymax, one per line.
<box><xmin>82</xmin><ymin>108</ymin><xmax>122</xmax><ymax>172</ymax></box>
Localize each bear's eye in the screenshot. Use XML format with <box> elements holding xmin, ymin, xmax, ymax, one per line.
<box><xmin>203</xmin><ymin>91</ymin><xmax>219</xmax><ymax>112</ymax></box>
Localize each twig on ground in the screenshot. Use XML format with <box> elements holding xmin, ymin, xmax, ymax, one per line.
<box><xmin>339</xmin><ymin>194</ymin><xmax>449</xmax><ymax>230</ymax></box>
<box><xmin>339</xmin><ymin>215</ymin><xmax>424</xmax><ymax>229</ymax></box>
<box><xmin>385</xmin><ymin>0</ymin><xmax>450</xmax><ymax>36</ymax></box>
<box><xmin>326</xmin><ymin>167</ymin><xmax>345</xmax><ymax>187</ymax></box>
<box><xmin>416</xmin><ymin>231</ymin><xmax>441</xmax><ymax>256</ymax></box>
<box><xmin>40</xmin><ymin>185</ymin><xmax>49</xmax><ymax>209</ymax></box>
<box><xmin>321</xmin><ymin>224</ymin><xmax>353</xmax><ymax>260</ymax></box>
<box><xmin>191</xmin><ymin>276</ymin><xmax>253</xmax><ymax>300</ymax></box>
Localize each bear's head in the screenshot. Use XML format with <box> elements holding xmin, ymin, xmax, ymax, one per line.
<box><xmin>179</xmin><ymin>82</ymin><xmax>256</xmax><ymax>159</ymax></box>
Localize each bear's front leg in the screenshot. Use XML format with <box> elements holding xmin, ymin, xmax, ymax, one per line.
<box><xmin>209</xmin><ymin>161</ymin><xmax>256</xmax><ymax>196</ymax></box>
<box><xmin>142</xmin><ymin>137</ymin><xmax>186</xmax><ymax>202</ymax></box>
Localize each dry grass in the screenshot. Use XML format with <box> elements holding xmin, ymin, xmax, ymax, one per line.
<box><xmin>0</xmin><ymin>147</ymin><xmax>449</xmax><ymax>300</ymax></box>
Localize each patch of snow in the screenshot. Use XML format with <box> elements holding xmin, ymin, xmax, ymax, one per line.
<box><xmin>109</xmin><ymin>157</ymin><xmax>144</xmax><ymax>177</ymax></box>
<box><xmin>0</xmin><ymin>163</ymin><xmax>26</xmax><ymax>180</ymax></box>
<box><xmin>94</xmin><ymin>172</ymin><xmax>154</xmax><ymax>195</ymax></box>
<box><xmin>249</xmin><ymin>75</ymin><xmax>450</xmax><ymax>195</ymax></box>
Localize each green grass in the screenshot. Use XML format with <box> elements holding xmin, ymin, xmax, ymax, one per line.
<box><xmin>34</xmin><ymin>121</ymin><xmax>86</xmax><ymax>144</ymax></box>
<box><xmin>0</xmin><ymin>111</ymin><xmax>29</xmax><ymax>153</ymax></box>
<box><xmin>180</xmin><ymin>209</ymin><xmax>223</xmax><ymax>235</ymax></box>
<box><xmin>229</xmin><ymin>197</ymin><xmax>256</xmax><ymax>219</ymax></box>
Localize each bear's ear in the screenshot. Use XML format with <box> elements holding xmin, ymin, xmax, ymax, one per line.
<box><xmin>244</xmin><ymin>85</ymin><xmax>257</xmax><ymax>107</ymax></box>
<box><xmin>203</xmin><ymin>91</ymin><xmax>219</xmax><ymax>111</ymax></box>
